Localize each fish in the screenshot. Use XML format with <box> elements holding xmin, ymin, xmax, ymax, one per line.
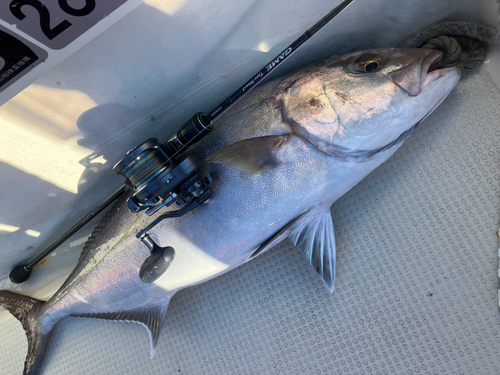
<box><xmin>0</xmin><ymin>47</ymin><xmax>460</xmax><ymax>375</ymax></box>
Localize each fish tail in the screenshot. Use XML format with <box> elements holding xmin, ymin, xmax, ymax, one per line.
<box><xmin>0</xmin><ymin>290</ymin><xmax>50</xmax><ymax>375</ymax></box>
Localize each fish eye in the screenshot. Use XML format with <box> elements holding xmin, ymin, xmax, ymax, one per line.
<box><xmin>362</xmin><ymin>60</ymin><xmax>381</xmax><ymax>73</ymax></box>
<box><xmin>351</xmin><ymin>54</ymin><xmax>383</xmax><ymax>74</ymax></box>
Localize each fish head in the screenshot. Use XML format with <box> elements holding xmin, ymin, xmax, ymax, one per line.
<box><xmin>281</xmin><ymin>48</ymin><xmax>461</xmax><ymax>153</ymax></box>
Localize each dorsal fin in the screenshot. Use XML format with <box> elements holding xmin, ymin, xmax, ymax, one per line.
<box><xmin>288</xmin><ymin>208</ymin><xmax>336</xmax><ymax>293</ymax></box>
<box><xmin>78</xmin><ymin>301</ymin><xmax>170</xmax><ymax>358</ymax></box>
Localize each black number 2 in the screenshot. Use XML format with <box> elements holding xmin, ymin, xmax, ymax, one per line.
<box><xmin>9</xmin><ymin>0</ymin><xmax>96</xmax><ymax>41</ymax></box>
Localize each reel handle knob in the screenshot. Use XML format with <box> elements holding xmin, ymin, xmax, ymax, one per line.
<box><xmin>139</xmin><ymin>235</ymin><xmax>175</xmax><ymax>284</ymax></box>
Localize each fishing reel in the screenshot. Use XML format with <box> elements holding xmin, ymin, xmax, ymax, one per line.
<box><xmin>113</xmin><ymin>112</ymin><xmax>212</xmax><ymax>216</ymax></box>
<box><xmin>113</xmin><ymin>113</ymin><xmax>213</xmax><ymax>283</ymax></box>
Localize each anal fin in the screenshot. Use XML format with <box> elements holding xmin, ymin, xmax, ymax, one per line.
<box><xmin>78</xmin><ymin>301</ymin><xmax>170</xmax><ymax>358</ymax></box>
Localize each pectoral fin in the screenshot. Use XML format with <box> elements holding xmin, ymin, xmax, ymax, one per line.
<box><xmin>288</xmin><ymin>208</ymin><xmax>336</xmax><ymax>293</ymax></box>
<box><xmin>207</xmin><ymin>135</ymin><xmax>291</xmax><ymax>174</ymax></box>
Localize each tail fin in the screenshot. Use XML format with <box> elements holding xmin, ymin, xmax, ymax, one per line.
<box><xmin>0</xmin><ymin>290</ymin><xmax>49</xmax><ymax>375</ymax></box>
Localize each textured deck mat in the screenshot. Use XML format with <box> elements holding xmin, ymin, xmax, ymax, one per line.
<box><xmin>1</xmin><ymin>68</ymin><xmax>500</xmax><ymax>375</ymax></box>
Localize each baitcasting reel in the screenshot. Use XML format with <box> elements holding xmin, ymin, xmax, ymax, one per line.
<box><xmin>113</xmin><ymin>112</ymin><xmax>213</xmax><ymax>283</ymax></box>
<box><xmin>113</xmin><ymin>138</ymin><xmax>211</xmax><ymax>216</ymax></box>
<box><xmin>114</xmin><ymin>112</ymin><xmax>213</xmax><ymax>216</ymax></box>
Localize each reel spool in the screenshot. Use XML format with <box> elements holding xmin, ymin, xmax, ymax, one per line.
<box><xmin>114</xmin><ymin>138</ymin><xmax>211</xmax><ymax>215</ymax></box>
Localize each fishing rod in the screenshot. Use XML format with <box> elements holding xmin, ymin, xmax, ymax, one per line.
<box><xmin>9</xmin><ymin>0</ymin><xmax>356</xmax><ymax>284</ymax></box>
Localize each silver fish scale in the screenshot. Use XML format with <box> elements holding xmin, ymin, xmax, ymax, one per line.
<box><xmin>1</xmin><ymin>65</ymin><xmax>500</xmax><ymax>375</ymax></box>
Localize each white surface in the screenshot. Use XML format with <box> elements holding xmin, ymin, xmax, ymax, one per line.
<box><xmin>1</xmin><ymin>0</ymin><xmax>500</xmax><ymax>374</ymax></box>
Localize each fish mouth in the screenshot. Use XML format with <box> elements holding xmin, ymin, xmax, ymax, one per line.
<box><xmin>391</xmin><ymin>50</ymin><xmax>445</xmax><ymax>96</ymax></box>
<box><xmin>419</xmin><ymin>51</ymin><xmax>449</xmax><ymax>92</ymax></box>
